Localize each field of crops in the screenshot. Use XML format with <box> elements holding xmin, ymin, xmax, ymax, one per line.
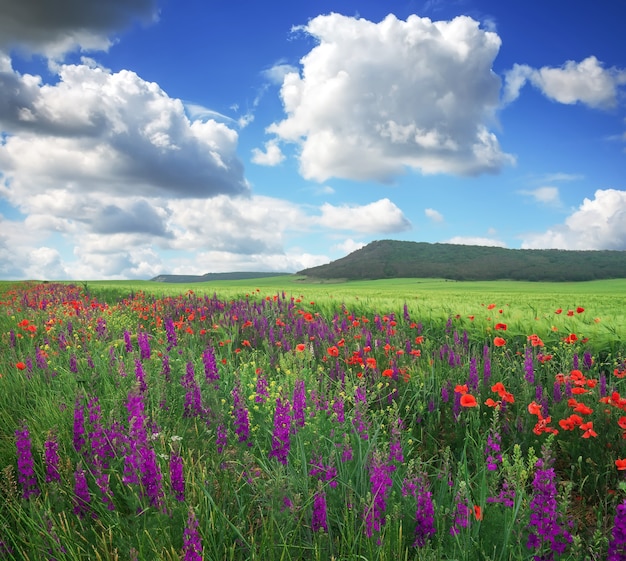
<box><xmin>2</xmin><ymin>278</ymin><xmax>626</xmax><ymax>560</ymax></box>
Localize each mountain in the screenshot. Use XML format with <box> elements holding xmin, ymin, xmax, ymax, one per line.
<box><xmin>296</xmin><ymin>240</ymin><xmax>626</xmax><ymax>282</ymax></box>
<box><xmin>150</xmin><ymin>272</ymin><xmax>292</xmax><ymax>283</ymax></box>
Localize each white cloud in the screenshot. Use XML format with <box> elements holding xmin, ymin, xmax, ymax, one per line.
<box><xmin>519</xmin><ymin>186</ymin><xmax>561</xmax><ymax>206</ymax></box>
<box><xmin>504</xmin><ymin>57</ymin><xmax>626</xmax><ymax>109</ymax></box>
<box><xmin>331</xmin><ymin>238</ymin><xmax>366</xmax><ymax>255</ymax></box>
<box><xmin>522</xmin><ymin>189</ymin><xmax>626</xmax><ymax>250</ymax></box>
<box><xmin>262</xmin><ymin>63</ymin><xmax>299</xmax><ymax>85</ymax></box>
<box><xmin>445</xmin><ymin>236</ymin><xmax>506</xmax><ymax>247</ymax></box>
<box><xmin>0</xmin><ymin>0</ymin><xmax>158</xmax><ymax>58</ymax></box>
<box><xmin>267</xmin><ymin>13</ymin><xmax>514</xmax><ymax>182</ymax></box>
<box><xmin>0</xmin><ymin>59</ymin><xmax>248</xmax><ymax>207</ymax></box>
<box><xmin>317</xmin><ymin>198</ymin><xmax>411</xmax><ymax>233</ymax></box>
<box><xmin>425</xmin><ymin>208</ymin><xmax>444</xmax><ymax>222</ymax></box>
<box><xmin>251</xmin><ymin>139</ymin><xmax>285</xmax><ymax>166</ymax></box>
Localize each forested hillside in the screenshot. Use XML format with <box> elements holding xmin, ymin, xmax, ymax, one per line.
<box><xmin>297</xmin><ymin>240</ymin><xmax>626</xmax><ymax>281</ymax></box>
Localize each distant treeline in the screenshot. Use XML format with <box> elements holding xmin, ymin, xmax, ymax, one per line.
<box><xmin>297</xmin><ymin>240</ymin><xmax>626</xmax><ymax>282</ymax></box>
<box><xmin>151</xmin><ymin>272</ymin><xmax>291</xmax><ymax>283</ymax></box>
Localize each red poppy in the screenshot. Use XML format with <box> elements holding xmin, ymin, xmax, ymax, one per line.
<box><xmin>484</xmin><ymin>398</ymin><xmax>500</xmax><ymax>408</ymax></box>
<box><xmin>296</xmin><ymin>344</ymin><xmax>306</xmax><ymax>352</ymax></box>
<box><xmin>327</xmin><ymin>346</ymin><xmax>339</xmax><ymax>357</ymax></box>
<box><xmin>493</xmin><ymin>337</ymin><xmax>506</xmax><ymax>347</ymax></box>
<box><xmin>454</xmin><ymin>384</ymin><xmax>468</xmax><ymax>394</ymax></box>
<box><xmin>382</xmin><ymin>369</ymin><xmax>394</xmax><ymax>378</ymax></box>
<box><xmin>494</xmin><ymin>323</ymin><xmax>507</xmax><ymax>331</ymax></box>
<box><xmin>567</xmin><ymin>310</ymin><xmax>574</xmax><ymax>317</ymax></box>
<box><xmin>365</xmin><ymin>357</ymin><xmax>377</xmax><ymax>368</ymax></box>
<box><xmin>473</xmin><ymin>505</ymin><xmax>483</xmax><ymax>521</ymax></box>
<box><xmin>563</xmin><ymin>333</ymin><xmax>578</xmax><ymax>344</ymax></box>
<box><xmin>460</xmin><ymin>394</ymin><xmax>478</xmax><ymax>408</ymax></box>
<box><xmin>555</xmin><ymin>308</ymin><xmax>562</xmax><ymax>314</ymax></box>
<box><xmin>527</xmin><ymin>401</ymin><xmax>542</xmax><ymax>416</ymax></box>
<box><xmin>616</xmin><ymin>459</ymin><xmax>626</xmax><ymax>470</ymax></box>
<box><xmin>487</xmin><ymin>304</ymin><xmax>496</xmax><ymax>310</ymax></box>
<box><xmin>16</xmin><ymin>362</ymin><xmax>26</xmax><ymax>370</ymax></box>
<box><xmin>576</xmin><ymin>307</ymin><xmax>585</xmax><ymax>314</ymax></box>
<box><xmin>580</xmin><ymin>422</ymin><xmax>597</xmax><ymax>438</ymax></box>
<box><xmin>527</xmin><ymin>334</ymin><xmax>544</xmax><ymax>347</ymax></box>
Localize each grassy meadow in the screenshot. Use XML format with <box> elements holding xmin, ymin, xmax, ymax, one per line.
<box><xmin>2</xmin><ymin>277</ymin><xmax>626</xmax><ymax>560</ymax></box>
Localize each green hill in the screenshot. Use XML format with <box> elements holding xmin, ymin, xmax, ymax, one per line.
<box><xmin>296</xmin><ymin>240</ymin><xmax>626</xmax><ymax>282</ymax></box>
<box><xmin>150</xmin><ymin>272</ymin><xmax>291</xmax><ymax>283</ymax></box>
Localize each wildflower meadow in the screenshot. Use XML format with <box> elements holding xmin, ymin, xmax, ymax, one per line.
<box><xmin>2</xmin><ymin>280</ymin><xmax>626</xmax><ymax>560</ymax></box>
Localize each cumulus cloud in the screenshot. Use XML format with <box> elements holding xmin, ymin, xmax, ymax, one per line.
<box><xmin>425</xmin><ymin>208</ymin><xmax>444</xmax><ymax>222</ymax></box>
<box><xmin>317</xmin><ymin>198</ymin><xmax>411</xmax><ymax>233</ymax></box>
<box><xmin>504</xmin><ymin>57</ymin><xmax>626</xmax><ymax>109</ymax></box>
<box><xmin>331</xmin><ymin>238</ymin><xmax>366</xmax><ymax>255</ymax></box>
<box><xmin>0</xmin><ymin>0</ymin><xmax>158</xmax><ymax>58</ymax></box>
<box><xmin>522</xmin><ymin>189</ymin><xmax>626</xmax><ymax>250</ymax></box>
<box><xmin>519</xmin><ymin>186</ymin><xmax>561</xmax><ymax>206</ymax></box>
<box><xmin>267</xmin><ymin>13</ymin><xmax>514</xmax><ymax>182</ymax></box>
<box><xmin>0</xmin><ymin>59</ymin><xmax>248</xmax><ymax>205</ymax></box>
<box><xmin>445</xmin><ymin>236</ymin><xmax>506</xmax><ymax>247</ymax></box>
<box><xmin>251</xmin><ymin>139</ymin><xmax>285</xmax><ymax>166</ymax></box>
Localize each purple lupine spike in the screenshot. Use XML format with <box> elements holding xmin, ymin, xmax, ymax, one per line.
<box><xmin>526</xmin><ymin>456</ymin><xmax>573</xmax><ymax>557</ymax></box>
<box><xmin>123</xmin><ymin>330</ymin><xmax>133</xmax><ymax>352</ymax></box>
<box><xmin>231</xmin><ymin>382</ymin><xmax>250</xmax><ymax>444</ymax></box>
<box><xmin>311</xmin><ymin>489</ymin><xmax>328</xmax><ymax>532</ymax></box>
<box><xmin>216</xmin><ymin>423</ymin><xmax>227</xmax><ymax>454</ymax></box>
<box><xmin>364</xmin><ymin>452</ymin><xmax>393</xmax><ymax>538</ymax></box>
<box><xmin>269</xmin><ymin>395</ymin><xmax>292</xmax><ymax>465</ymax></box>
<box><xmin>170</xmin><ymin>452</ymin><xmax>185</xmax><ymax>502</ymax></box>
<box><xmin>15</xmin><ymin>423</ymin><xmax>40</xmax><ymax>499</ymax></box>
<box><xmin>73</xmin><ymin>464</ymin><xmax>91</xmax><ymax>519</ymax></box>
<box><xmin>164</xmin><ymin>317</ymin><xmax>178</xmax><ymax>350</ymax></box>
<box><xmin>202</xmin><ymin>346</ymin><xmax>219</xmax><ymax>387</ymax></box>
<box><xmin>137</xmin><ymin>331</ymin><xmax>151</xmax><ymax>360</ymax></box>
<box><xmin>140</xmin><ymin>446</ymin><xmax>164</xmax><ymax>509</ymax></box>
<box><xmin>183</xmin><ymin>509</ymin><xmax>203</xmax><ymax>561</ymax></box>
<box><xmin>44</xmin><ymin>433</ymin><xmax>61</xmax><ymax>483</ymax></box>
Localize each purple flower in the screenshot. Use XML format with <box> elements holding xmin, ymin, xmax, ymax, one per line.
<box><xmin>44</xmin><ymin>433</ymin><xmax>61</xmax><ymax>483</ymax></box>
<box><xmin>388</xmin><ymin>418</ymin><xmax>404</xmax><ymax>466</ymax></box>
<box><xmin>170</xmin><ymin>452</ymin><xmax>185</xmax><ymax>501</ymax></box>
<box><xmin>134</xmin><ymin>359</ymin><xmax>147</xmax><ymax>393</ymax></box>
<box><xmin>608</xmin><ymin>499</ymin><xmax>626</xmax><ymax>561</ymax></box>
<box><xmin>137</xmin><ymin>331</ymin><xmax>151</xmax><ymax>360</ymax></box>
<box><xmin>414</xmin><ymin>480</ymin><xmax>436</xmax><ymax>547</ymax></box>
<box><xmin>183</xmin><ymin>509</ymin><xmax>203</xmax><ymax>561</ymax></box>
<box><xmin>15</xmin><ymin>423</ymin><xmax>40</xmax><ymax>499</ymax></box>
<box><xmin>164</xmin><ymin>317</ymin><xmax>178</xmax><ymax>350</ymax></box>
<box><xmin>123</xmin><ymin>330</ymin><xmax>133</xmax><ymax>352</ymax></box>
<box><xmin>231</xmin><ymin>382</ymin><xmax>250</xmax><ymax>444</ymax></box>
<box><xmin>364</xmin><ymin>453</ymin><xmax>393</xmax><ymax>538</ymax></box>
<box><xmin>255</xmin><ymin>372</ymin><xmax>269</xmax><ymax>404</ymax></box>
<box><xmin>161</xmin><ymin>354</ymin><xmax>171</xmax><ymax>382</ymax></box>
<box><xmin>450</xmin><ymin>492</ymin><xmax>471</xmax><ymax>536</ymax></box>
<box><xmin>202</xmin><ymin>346</ymin><xmax>219</xmax><ymax>387</ymax></box>
<box><xmin>269</xmin><ymin>396</ymin><xmax>292</xmax><ymax>465</ymax></box>
<box><xmin>140</xmin><ymin>446</ymin><xmax>164</xmax><ymax>509</ymax></box>
<box><xmin>332</xmin><ymin>397</ymin><xmax>345</xmax><ymax>423</ymax></box>
<box><xmin>485</xmin><ymin>427</ymin><xmax>502</xmax><ymax>471</ymax></box>
<box><xmin>309</xmin><ymin>455</ymin><xmax>337</xmax><ymax>488</ymax></box>
<box><xmin>312</xmin><ymin>490</ymin><xmax>328</xmax><ymax>532</ymax></box>
<box><xmin>69</xmin><ymin>354</ymin><xmax>78</xmax><ymax>373</ymax></box>
<box><xmin>526</xmin><ymin>457</ymin><xmax>572</xmax><ymax>559</ymax></box>
<box><xmin>73</xmin><ymin>464</ymin><xmax>91</xmax><ymax>519</ymax></box>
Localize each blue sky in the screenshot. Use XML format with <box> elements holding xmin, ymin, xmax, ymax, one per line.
<box><xmin>1</xmin><ymin>0</ymin><xmax>625</xmax><ymax>280</ymax></box>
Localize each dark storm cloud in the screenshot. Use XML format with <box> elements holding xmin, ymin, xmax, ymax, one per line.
<box><xmin>0</xmin><ymin>0</ymin><xmax>159</xmax><ymax>55</ymax></box>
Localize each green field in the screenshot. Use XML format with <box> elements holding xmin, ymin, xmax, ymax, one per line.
<box><xmin>2</xmin><ymin>278</ymin><xmax>626</xmax><ymax>560</ymax></box>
